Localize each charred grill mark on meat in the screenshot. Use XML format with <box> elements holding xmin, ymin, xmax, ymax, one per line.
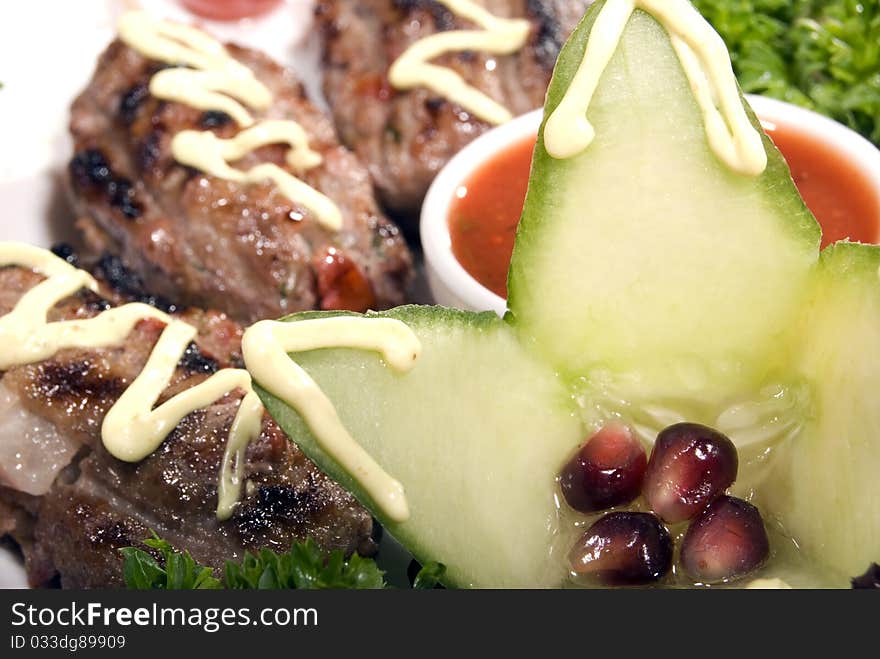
<box><xmin>69</xmin><ymin>149</ymin><xmax>142</xmax><ymax>220</ymax></box>
<box><xmin>179</xmin><ymin>342</ymin><xmax>220</xmax><ymax>375</ymax></box>
<box><xmin>527</xmin><ymin>0</ymin><xmax>565</xmax><ymax>69</ymax></box>
<box><xmin>30</xmin><ymin>358</ymin><xmax>129</xmax><ymax>406</ymax></box>
<box><xmin>200</xmin><ymin>110</ymin><xmax>234</xmax><ymax>129</ymax></box>
<box><xmin>119</xmin><ymin>83</ymin><xmax>150</xmax><ymax>126</ymax></box>
<box><xmin>92</xmin><ymin>252</ymin><xmax>178</xmax><ymax>313</ymax></box>
<box><xmin>50</xmin><ymin>243</ymin><xmax>79</xmax><ymax>267</ymax></box>
<box><xmin>393</xmin><ymin>0</ymin><xmax>456</xmax><ymax>30</ymax></box>
<box><xmin>237</xmin><ymin>484</ymin><xmax>319</xmax><ymax>535</ymax></box>
<box><xmin>136</xmin><ymin>130</ymin><xmax>164</xmax><ymax>173</ymax></box>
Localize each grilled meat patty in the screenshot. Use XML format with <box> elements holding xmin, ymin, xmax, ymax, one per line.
<box><xmin>0</xmin><ymin>265</ymin><xmax>375</xmax><ymax>588</ymax></box>
<box><xmin>68</xmin><ymin>36</ymin><xmax>413</xmax><ymax>326</ymax></box>
<box><xmin>316</xmin><ymin>0</ymin><xmax>591</xmax><ymax>216</ymax></box>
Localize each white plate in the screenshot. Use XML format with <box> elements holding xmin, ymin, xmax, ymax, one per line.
<box><xmin>0</xmin><ymin>0</ymin><xmax>338</xmax><ymax>589</ymax></box>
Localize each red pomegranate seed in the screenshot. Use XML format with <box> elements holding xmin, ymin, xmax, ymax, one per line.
<box><xmin>643</xmin><ymin>422</ymin><xmax>738</xmax><ymax>523</ymax></box>
<box><xmin>559</xmin><ymin>424</ymin><xmax>647</xmax><ymax>513</ymax></box>
<box><xmin>680</xmin><ymin>495</ymin><xmax>770</xmax><ymax>583</ymax></box>
<box><xmin>569</xmin><ymin>512</ymin><xmax>673</xmax><ymax>586</ymax></box>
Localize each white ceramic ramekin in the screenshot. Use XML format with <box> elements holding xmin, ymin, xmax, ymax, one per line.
<box><xmin>421</xmin><ymin>97</ymin><xmax>880</xmax><ymax>316</ymax></box>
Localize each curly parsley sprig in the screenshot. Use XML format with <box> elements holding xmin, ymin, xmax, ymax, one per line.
<box><xmin>121</xmin><ymin>533</ymin><xmax>222</xmax><ymax>589</ymax></box>
<box><xmin>121</xmin><ymin>532</ymin><xmax>444</xmax><ymax>590</ymax></box>
<box><xmin>693</xmin><ymin>0</ymin><xmax>880</xmax><ymax>145</ymax></box>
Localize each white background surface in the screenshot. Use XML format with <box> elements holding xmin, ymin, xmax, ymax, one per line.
<box><xmin>0</xmin><ymin>0</ymin><xmax>321</xmax><ymax>247</ymax></box>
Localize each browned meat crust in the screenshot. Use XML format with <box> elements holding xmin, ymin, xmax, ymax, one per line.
<box><xmin>0</xmin><ymin>266</ymin><xmax>374</xmax><ymax>588</ymax></box>
<box><xmin>316</xmin><ymin>0</ymin><xmax>591</xmax><ymax>216</ymax></box>
<box><xmin>68</xmin><ymin>35</ymin><xmax>414</xmax><ymax>326</ymax></box>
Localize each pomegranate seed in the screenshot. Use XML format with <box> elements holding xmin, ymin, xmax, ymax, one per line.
<box><xmin>643</xmin><ymin>422</ymin><xmax>738</xmax><ymax>523</ymax></box>
<box><xmin>569</xmin><ymin>512</ymin><xmax>673</xmax><ymax>586</ymax></box>
<box><xmin>680</xmin><ymin>496</ymin><xmax>770</xmax><ymax>583</ymax></box>
<box><xmin>560</xmin><ymin>425</ymin><xmax>647</xmax><ymax>513</ymax></box>
<box><xmin>851</xmin><ymin>564</ymin><xmax>880</xmax><ymax>589</ymax></box>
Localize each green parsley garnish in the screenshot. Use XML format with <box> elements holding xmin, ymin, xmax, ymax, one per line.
<box><xmin>693</xmin><ymin>0</ymin><xmax>880</xmax><ymax>145</ymax></box>
<box><xmin>223</xmin><ymin>540</ymin><xmax>385</xmax><ymax>590</ymax></box>
<box><xmin>410</xmin><ymin>561</ymin><xmax>446</xmax><ymax>589</ymax></box>
<box><xmin>121</xmin><ymin>533</ymin><xmax>221</xmax><ymax>590</ymax></box>
<box><xmin>121</xmin><ymin>532</ymin><xmax>444</xmax><ymax>590</ymax></box>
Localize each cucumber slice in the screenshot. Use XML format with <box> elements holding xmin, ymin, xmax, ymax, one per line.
<box><xmin>256</xmin><ymin>307</ymin><xmax>583</xmax><ymax>588</ymax></box>
<box><xmin>507</xmin><ymin>3</ymin><xmax>820</xmax><ymax>405</ymax></box>
<box><xmin>760</xmin><ymin>243</ymin><xmax>880</xmax><ymax>584</ymax></box>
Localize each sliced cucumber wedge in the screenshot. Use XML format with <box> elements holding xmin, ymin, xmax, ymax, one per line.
<box><xmin>256</xmin><ymin>307</ymin><xmax>583</xmax><ymax>588</ymax></box>
<box><xmin>507</xmin><ymin>4</ymin><xmax>820</xmax><ymax>406</ymax></box>
<box><xmin>760</xmin><ymin>243</ymin><xmax>880</xmax><ymax>583</ymax></box>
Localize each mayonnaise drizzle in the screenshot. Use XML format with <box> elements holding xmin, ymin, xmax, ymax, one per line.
<box><xmin>117</xmin><ymin>11</ymin><xmax>342</xmax><ymax>231</ymax></box>
<box><xmin>745</xmin><ymin>578</ymin><xmax>792</xmax><ymax>589</ymax></box>
<box><xmin>118</xmin><ymin>11</ymin><xmax>271</xmax><ymax>126</ymax></box>
<box><xmin>543</xmin><ymin>0</ymin><xmax>767</xmax><ymax>176</ymax></box>
<box><xmin>388</xmin><ymin>0</ymin><xmax>531</xmax><ymax>125</ymax></box>
<box><xmin>0</xmin><ymin>243</ymin><xmax>262</xmax><ymax>520</ymax></box>
<box><xmin>242</xmin><ymin>317</ymin><xmax>421</xmax><ymax>523</ymax></box>
<box><xmin>150</xmin><ymin>69</ymin><xmax>266</xmax><ymax>128</ymax></box>
<box><xmin>172</xmin><ymin>126</ymin><xmax>342</xmax><ymax>231</ymax></box>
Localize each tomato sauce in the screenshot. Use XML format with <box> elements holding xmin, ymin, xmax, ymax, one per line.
<box><xmin>764</xmin><ymin>123</ymin><xmax>879</xmax><ymax>249</ymax></box>
<box><xmin>449</xmin><ymin>138</ymin><xmax>534</xmax><ymax>298</ymax></box>
<box><xmin>180</xmin><ymin>0</ymin><xmax>281</xmax><ymax>21</ymax></box>
<box><xmin>449</xmin><ymin>127</ymin><xmax>880</xmax><ymax>299</ymax></box>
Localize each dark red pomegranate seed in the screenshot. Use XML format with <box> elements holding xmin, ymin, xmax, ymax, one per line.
<box><xmin>560</xmin><ymin>425</ymin><xmax>647</xmax><ymax>513</ymax></box>
<box><xmin>680</xmin><ymin>495</ymin><xmax>770</xmax><ymax>583</ymax></box>
<box><xmin>569</xmin><ymin>512</ymin><xmax>673</xmax><ymax>586</ymax></box>
<box><xmin>643</xmin><ymin>422</ymin><xmax>738</xmax><ymax>523</ymax></box>
<box><xmin>851</xmin><ymin>564</ymin><xmax>880</xmax><ymax>589</ymax></box>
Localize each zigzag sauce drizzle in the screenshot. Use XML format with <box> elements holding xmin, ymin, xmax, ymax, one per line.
<box><xmin>118</xmin><ymin>11</ymin><xmax>342</xmax><ymax>230</ymax></box>
<box><xmin>0</xmin><ymin>244</ymin><xmax>261</xmax><ymax>520</ymax></box>
<box><xmin>242</xmin><ymin>317</ymin><xmax>421</xmax><ymax>523</ymax></box>
<box><xmin>388</xmin><ymin>0</ymin><xmax>531</xmax><ymax>125</ymax></box>
<box><xmin>544</xmin><ymin>0</ymin><xmax>767</xmax><ymax>176</ymax></box>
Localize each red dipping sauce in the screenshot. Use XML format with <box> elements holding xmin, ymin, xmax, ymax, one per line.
<box><xmin>449</xmin><ymin>125</ymin><xmax>880</xmax><ymax>299</ymax></box>
<box><xmin>448</xmin><ymin>138</ymin><xmax>534</xmax><ymax>299</ymax></box>
<box><xmin>765</xmin><ymin>123</ymin><xmax>879</xmax><ymax>248</ymax></box>
<box><xmin>180</xmin><ymin>0</ymin><xmax>281</xmax><ymax>21</ymax></box>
